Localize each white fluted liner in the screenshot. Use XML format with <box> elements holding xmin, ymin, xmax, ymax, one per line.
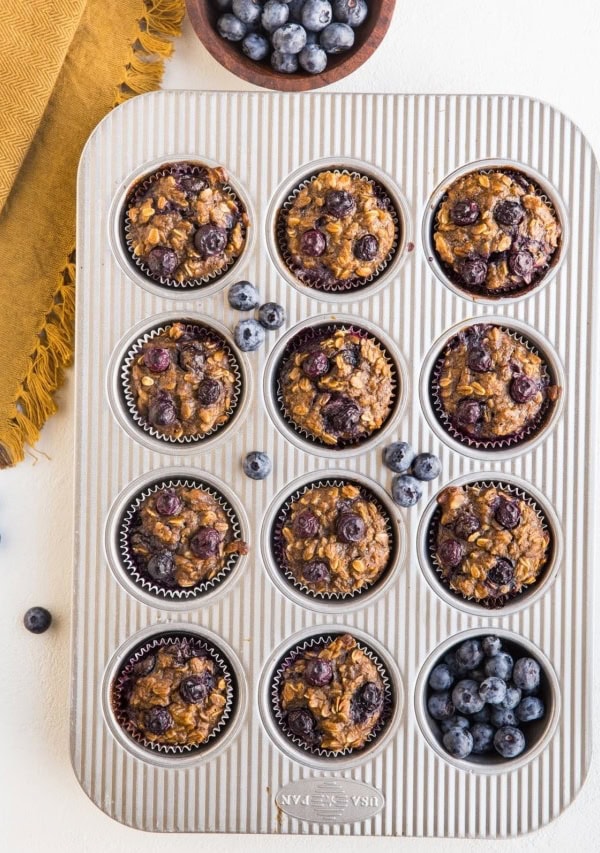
<box><xmin>72</xmin><ymin>92</ymin><xmax>597</xmax><ymax>836</ymax></box>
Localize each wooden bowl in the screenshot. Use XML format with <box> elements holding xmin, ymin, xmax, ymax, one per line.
<box><xmin>186</xmin><ymin>0</ymin><xmax>396</xmax><ymax>92</ymax></box>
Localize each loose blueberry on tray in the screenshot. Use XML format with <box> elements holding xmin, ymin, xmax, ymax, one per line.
<box><xmin>24</xmin><ymin>606</ymin><xmax>52</xmax><ymax>634</ymax></box>
<box><xmin>229</xmin><ymin>280</ymin><xmax>260</xmax><ymax>311</ymax></box>
<box><xmin>243</xmin><ymin>451</ymin><xmax>272</xmax><ymax>479</ymax></box>
<box><xmin>258</xmin><ymin>302</ymin><xmax>285</xmax><ymax>329</ymax></box>
<box><xmin>234</xmin><ymin>319</ymin><xmax>265</xmax><ymax>351</ymax></box>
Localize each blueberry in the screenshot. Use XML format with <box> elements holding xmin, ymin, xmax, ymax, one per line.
<box><xmin>197</xmin><ymin>378</ymin><xmax>222</xmax><ymax>406</ymax></box>
<box><xmin>302</xmin><ymin>349</ymin><xmax>330</xmax><ymax>378</ymax></box>
<box><xmin>228</xmin><ymin>280</ymin><xmax>260</xmax><ymax>311</ymax></box>
<box><xmin>322</xmin><ymin>395</ymin><xmax>361</xmax><ymax>435</ymax></box>
<box><xmin>437</xmin><ymin>538</ymin><xmax>465</xmax><ymax>568</ymax></box>
<box><xmin>499</xmin><ymin>683</ymin><xmax>522</xmax><ymax>710</ymax></box>
<box><xmin>179</xmin><ymin>344</ymin><xmax>205</xmax><ymax>372</ymax></box>
<box><xmin>234</xmin><ymin>319</ymin><xmax>265</xmax><ymax>351</ymax></box>
<box><xmin>452</xmin><ymin>679</ymin><xmax>485</xmax><ymax>715</ymax></box>
<box><xmin>325</xmin><ymin>189</ymin><xmax>355</xmax><ymax>217</ymax></box>
<box><xmin>487</xmin><ymin>558</ymin><xmax>514</xmax><ymax>588</ymax></box>
<box><xmin>459</xmin><ymin>256</ymin><xmax>488</xmax><ymax>287</ymax></box>
<box><xmin>353</xmin><ymin>233</ymin><xmax>379</xmax><ymax>260</ymax></box>
<box><xmin>444</xmin><ymin>651</ymin><xmax>469</xmax><ymax>678</ymax></box>
<box><xmin>490</xmin><ymin>707</ymin><xmax>518</xmax><ymax>728</ymax></box>
<box><xmin>471</xmin><ymin>705</ymin><xmax>491</xmax><ymax>723</ymax></box>
<box><xmin>179</xmin><ymin>672</ymin><xmax>215</xmax><ymax>704</ymax></box>
<box><xmin>146</xmin><ymin>707</ymin><xmax>173</xmax><ymax>735</ymax></box>
<box><xmin>293</xmin><ymin>509</ymin><xmax>320</xmax><ymax>539</ymax></box>
<box><xmin>144</xmin><ymin>346</ymin><xmax>171</xmax><ymax>373</ymax></box>
<box><xmin>190</xmin><ymin>527</ymin><xmax>221</xmax><ymax>559</ymax></box>
<box><xmin>494</xmin><ymin>200</ymin><xmax>525</xmax><ymax>228</ymax></box>
<box><xmin>427</xmin><ymin>691</ymin><xmax>455</xmax><ymax>721</ymax></box>
<box><xmin>494</xmin><ymin>726</ymin><xmax>526</xmax><ymax>759</ymax></box>
<box><xmin>133</xmin><ymin>653</ymin><xmax>156</xmax><ymax>677</ymax></box>
<box><xmin>512</xmin><ymin>657</ymin><xmax>541</xmax><ymax>692</ymax></box>
<box><xmin>411</xmin><ymin>452</ymin><xmax>442</xmax><ymax>481</ymax></box>
<box><xmin>336</xmin><ymin>512</ymin><xmax>365</xmax><ymax>543</ymax></box>
<box><xmin>23</xmin><ymin>606</ymin><xmax>52</xmax><ymax>634</ymax></box>
<box><xmin>320</xmin><ymin>21</ymin><xmax>355</xmax><ymax>52</ymax></box>
<box><xmin>509</xmin><ymin>249</ymin><xmax>534</xmax><ymax>280</ymax></box>
<box><xmin>516</xmin><ymin>696</ymin><xmax>545</xmax><ymax>722</ymax></box>
<box><xmin>287</xmin><ymin>708</ymin><xmax>316</xmax><ymax>737</ymax></box>
<box><xmin>298</xmin><ymin>43</ymin><xmax>328</xmax><ymax>73</ymax></box>
<box><xmin>243</xmin><ymin>450</ymin><xmax>272</xmax><ymax>479</ymax></box>
<box><xmin>272</xmin><ymin>22</ymin><xmax>307</xmax><ymax>53</ymax></box>
<box><xmin>484</xmin><ymin>652</ymin><xmax>514</xmax><ymax>681</ymax></box>
<box><xmin>213</xmin><ymin>0</ymin><xmax>232</xmax><ymax>10</ymax></box>
<box><xmin>155</xmin><ymin>489</ymin><xmax>183</xmax><ymax>517</ymax></box>
<box><xmin>271</xmin><ymin>49</ymin><xmax>299</xmax><ymax>72</ymax></box>
<box><xmin>453</xmin><ymin>513</ymin><xmax>480</xmax><ymax>539</ymax></box>
<box><xmin>147</xmin><ymin>550</ymin><xmax>175</xmax><ymax>584</ymax></box>
<box><xmin>178</xmin><ymin>172</ymin><xmax>208</xmax><ymax>195</ymax></box>
<box><xmin>242</xmin><ymin>31</ymin><xmax>270</xmax><ymax>60</ymax></box>
<box><xmin>510</xmin><ymin>375</ymin><xmax>538</xmax><ymax>403</ymax></box>
<box><xmin>494</xmin><ymin>498</ymin><xmax>521</xmax><ymax>529</ymax></box>
<box><xmin>481</xmin><ymin>635</ymin><xmax>502</xmax><ymax>657</ymax></box>
<box><xmin>456</xmin><ymin>640</ymin><xmax>484</xmax><ymax>670</ymax></box>
<box><xmin>146</xmin><ymin>246</ymin><xmax>179</xmax><ymax>277</ymax></box>
<box><xmin>440</xmin><ymin>715</ymin><xmax>470</xmax><ymax>734</ymax></box>
<box><xmin>148</xmin><ymin>394</ymin><xmax>177</xmax><ymax>427</ymax></box>
<box><xmin>287</xmin><ymin>0</ymin><xmax>306</xmax><ymax>21</ymax></box>
<box><xmin>442</xmin><ymin>726</ymin><xmax>473</xmax><ymax>759</ymax></box>
<box><xmin>357</xmin><ymin>682</ymin><xmax>383</xmax><ymax>713</ymax></box>
<box><xmin>467</xmin><ymin>344</ymin><xmax>493</xmax><ymax>373</ymax></box>
<box><xmin>300</xmin><ymin>228</ymin><xmax>327</xmax><ymax>256</ymax></box>
<box><xmin>391</xmin><ymin>474</ymin><xmax>423</xmax><ymax>508</ymax></box>
<box><xmin>232</xmin><ymin>0</ymin><xmax>262</xmax><ymax>23</ymax></box>
<box><xmin>450</xmin><ymin>199</ymin><xmax>480</xmax><ymax>226</ymax></box>
<box><xmin>258</xmin><ymin>302</ymin><xmax>286</xmax><ymax>329</ymax></box>
<box><xmin>454</xmin><ymin>398</ymin><xmax>483</xmax><ymax>429</ymax></box>
<box><xmin>471</xmin><ymin>722</ymin><xmax>495</xmax><ymax>754</ymax></box>
<box><xmin>428</xmin><ymin>663</ymin><xmax>455</xmax><ymax>692</ymax></box>
<box><xmin>479</xmin><ymin>677</ymin><xmax>507</xmax><ymax>705</ymax></box>
<box><xmin>302</xmin><ymin>560</ymin><xmax>330</xmax><ymax>584</ymax></box>
<box><xmin>194</xmin><ymin>224</ymin><xmax>227</xmax><ymax>257</ymax></box>
<box><xmin>333</xmin><ymin>0</ymin><xmax>367</xmax><ymax>27</ymax></box>
<box><xmin>261</xmin><ymin>0</ymin><xmax>290</xmax><ymax>31</ymax></box>
<box><xmin>305</xmin><ymin>658</ymin><xmax>333</xmax><ymax>686</ymax></box>
<box><xmin>301</xmin><ymin>0</ymin><xmax>332</xmax><ymax>31</ymax></box>
<box><xmin>383</xmin><ymin>441</ymin><xmax>415</xmax><ymax>473</ymax></box>
<box><xmin>217</xmin><ymin>13</ymin><xmax>247</xmax><ymax>41</ymax></box>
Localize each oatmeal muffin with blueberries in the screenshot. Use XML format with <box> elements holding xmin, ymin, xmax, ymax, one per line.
<box><xmin>278</xmin><ymin>633</ymin><xmax>386</xmax><ymax>753</ymax></box>
<box><xmin>115</xmin><ymin>638</ymin><xmax>230</xmax><ymax>748</ymax></box>
<box><xmin>433</xmin><ymin>169</ymin><xmax>561</xmax><ymax>295</ymax></box>
<box><xmin>128</xmin><ymin>322</ymin><xmax>239</xmax><ymax>439</ymax></box>
<box><xmin>280</xmin><ymin>482</ymin><xmax>391</xmax><ymax>596</ymax></box>
<box><xmin>127</xmin><ymin>484</ymin><xmax>248</xmax><ymax>590</ymax></box>
<box><xmin>125</xmin><ymin>163</ymin><xmax>248</xmax><ymax>284</ymax></box>
<box><xmin>435</xmin><ymin>323</ymin><xmax>559</xmax><ymax>445</ymax></box>
<box><xmin>280</xmin><ymin>169</ymin><xmax>398</xmax><ymax>290</ymax></box>
<box><xmin>279</xmin><ymin>328</ymin><xmax>395</xmax><ymax>446</ymax></box>
<box><xmin>434</xmin><ymin>483</ymin><xmax>551</xmax><ymax>604</ymax></box>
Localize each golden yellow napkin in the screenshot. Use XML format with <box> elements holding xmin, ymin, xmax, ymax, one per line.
<box><xmin>0</xmin><ymin>0</ymin><xmax>184</xmax><ymax>466</ymax></box>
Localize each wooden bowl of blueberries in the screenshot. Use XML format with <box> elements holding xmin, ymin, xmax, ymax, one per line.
<box><xmin>186</xmin><ymin>0</ymin><xmax>395</xmax><ymax>91</ymax></box>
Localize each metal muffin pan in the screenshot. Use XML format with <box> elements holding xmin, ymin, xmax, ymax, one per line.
<box><xmin>73</xmin><ymin>91</ymin><xmax>597</xmax><ymax>837</ymax></box>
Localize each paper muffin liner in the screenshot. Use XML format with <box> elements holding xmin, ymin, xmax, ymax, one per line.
<box><xmin>275</xmin><ymin>322</ymin><xmax>399</xmax><ymax>450</ymax></box>
<box><xmin>276</xmin><ymin>168</ymin><xmax>400</xmax><ymax>293</ymax></box>
<box><xmin>430</xmin><ymin>323</ymin><xmax>558</xmax><ymax>451</ymax></box>
<box><xmin>120</xmin><ymin>321</ymin><xmax>243</xmax><ymax>445</ymax></box>
<box><xmin>123</xmin><ymin>162</ymin><xmax>248</xmax><ymax>290</ymax></box>
<box><xmin>431</xmin><ymin>166</ymin><xmax>562</xmax><ymax>299</ymax></box>
<box><xmin>271</xmin><ymin>477</ymin><xmax>395</xmax><ymax>601</ymax></box>
<box><xmin>270</xmin><ymin>633</ymin><xmax>394</xmax><ymax>759</ymax></box>
<box><xmin>427</xmin><ymin>479</ymin><xmax>553</xmax><ymax>610</ymax></box>
<box><xmin>118</xmin><ymin>478</ymin><xmax>245</xmax><ymax>600</ymax></box>
<box><xmin>111</xmin><ymin>633</ymin><xmax>234</xmax><ymax>755</ymax></box>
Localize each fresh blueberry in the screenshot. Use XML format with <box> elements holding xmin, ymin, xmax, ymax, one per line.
<box><xmin>322</xmin><ymin>395</ymin><xmax>361</xmax><ymax>435</ymax></box>
<box><xmin>510</xmin><ymin>374</ymin><xmax>538</xmax><ymax>403</ymax></box>
<box><xmin>197</xmin><ymin>378</ymin><xmax>222</xmax><ymax>406</ymax></box>
<box><xmin>298</xmin><ymin>43</ymin><xmax>328</xmax><ymax>73</ymax></box>
<box><xmin>494</xmin><ymin>200</ymin><xmax>525</xmax><ymax>228</ymax></box>
<box><xmin>391</xmin><ymin>474</ymin><xmax>423</xmax><ymax>508</ymax></box>
<box><xmin>427</xmin><ymin>691</ymin><xmax>455</xmax><ymax>721</ymax></box>
<box><xmin>242</xmin><ymin>31</ymin><xmax>270</xmax><ymax>60</ymax></box>
<box><xmin>234</xmin><ymin>319</ymin><xmax>265</xmax><ymax>351</ymax></box>
<box><xmin>437</xmin><ymin>538</ymin><xmax>465</xmax><ymax>568</ymax></box>
<box><xmin>494</xmin><ymin>498</ymin><xmax>521</xmax><ymax>529</ymax></box>
<box><xmin>459</xmin><ymin>256</ymin><xmax>488</xmax><ymax>288</ymax></box>
<box><xmin>442</xmin><ymin>726</ymin><xmax>473</xmax><ymax>759</ymax></box>
<box><xmin>471</xmin><ymin>705</ymin><xmax>492</xmax><ymax>723</ymax></box>
<box><xmin>336</xmin><ymin>512</ymin><xmax>365</xmax><ymax>543</ymax></box>
<box><xmin>478</xmin><ymin>677</ymin><xmax>507</xmax><ymax>705</ymax></box>
<box><xmin>320</xmin><ymin>21</ymin><xmax>355</xmax><ymax>52</ymax></box>
<box><xmin>271</xmin><ymin>49</ymin><xmax>299</xmax><ymax>72</ymax></box>
<box><xmin>301</xmin><ymin>0</ymin><xmax>332</xmax><ymax>31</ymax></box>
<box><xmin>325</xmin><ymin>189</ymin><xmax>355</xmax><ymax>218</ymax></box>
<box><xmin>484</xmin><ymin>651</ymin><xmax>514</xmax><ymax>681</ymax></box>
<box><xmin>179</xmin><ymin>672</ymin><xmax>215</xmax><ymax>704</ymax></box>
<box><xmin>302</xmin><ymin>560</ymin><xmax>330</xmax><ymax>584</ymax></box>
<box><xmin>302</xmin><ymin>349</ymin><xmax>330</xmax><ymax>378</ymax></box>
<box><xmin>333</xmin><ymin>0</ymin><xmax>368</xmax><ymax>27</ymax></box>
<box><xmin>146</xmin><ymin>707</ymin><xmax>173</xmax><ymax>735</ymax></box>
<box><xmin>272</xmin><ymin>22</ymin><xmax>307</xmax><ymax>53</ymax></box>
<box><xmin>470</xmin><ymin>722</ymin><xmax>495</xmax><ymax>754</ymax></box>
<box><xmin>353</xmin><ymin>233</ymin><xmax>379</xmax><ymax>260</ymax></box>
<box><xmin>144</xmin><ymin>346</ymin><xmax>171</xmax><ymax>373</ymax></box>
<box><xmin>146</xmin><ymin>246</ymin><xmax>179</xmax><ymax>277</ymax></box>
<box><xmin>261</xmin><ymin>0</ymin><xmax>290</xmax><ymax>31</ymax></box>
<box><xmin>190</xmin><ymin>527</ymin><xmax>221</xmax><ymax>559</ymax></box>
<box><xmin>229</xmin><ymin>280</ymin><xmax>260</xmax><ymax>311</ymax></box>
<box><xmin>217</xmin><ymin>13</ymin><xmax>247</xmax><ymax>41</ymax></box>
<box><xmin>428</xmin><ymin>663</ymin><xmax>455</xmax><ymax>692</ymax></box>
<box><xmin>499</xmin><ymin>683</ymin><xmax>522</xmax><ymax>711</ymax></box>
<box><xmin>287</xmin><ymin>708</ymin><xmax>316</xmax><ymax>737</ymax></box>
<box><xmin>494</xmin><ymin>726</ymin><xmax>526</xmax><ymax>759</ymax></box>
<box><xmin>509</xmin><ymin>249</ymin><xmax>534</xmax><ymax>280</ymax></box>
<box><xmin>482</xmin><ymin>635</ymin><xmax>502</xmax><ymax>657</ymax></box>
<box><xmin>512</xmin><ymin>657</ymin><xmax>541</xmax><ymax>692</ymax></box>
<box><xmin>148</xmin><ymin>394</ymin><xmax>177</xmax><ymax>427</ymax></box>
<box><xmin>155</xmin><ymin>490</ymin><xmax>183</xmax><ymax>517</ymax></box>
<box><xmin>440</xmin><ymin>715</ymin><xmax>470</xmax><ymax>734</ymax></box>
<box><xmin>243</xmin><ymin>451</ymin><xmax>272</xmax><ymax>479</ymax></box>
<box><xmin>490</xmin><ymin>706</ymin><xmax>518</xmax><ymax>728</ymax></box>
<box><xmin>456</xmin><ymin>640</ymin><xmax>484</xmax><ymax>670</ymax></box>
<box><xmin>516</xmin><ymin>696</ymin><xmax>545</xmax><ymax>722</ymax></box>
<box><xmin>194</xmin><ymin>224</ymin><xmax>227</xmax><ymax>257</ymax></box>
<box><xmin>232</xmin><ymin>0</ymin><xmax>262</xmax><ymax>23</ymax></box>
<box><xmin>411</xmin><ymin>452</ymin><xmax>442</xmax><ymax>481</ymax></box>
<box><xmin>258</xmin><ymin>302</ymin><xmax>286</xmax><ymax>329</ymax></box>
<box><xmin>293</xmin><ymin>509</ymin><xmax>320</xmax><ymax>539</ymax></box>
<box><xmin>452</xmin><ymin>679</ymin><xmax>485</xmax><ymax>715</ymax></box>
<box><xmin>305</xmin><ymin>658</ymin><xmax>334</xmax><ymax>686</ymax></box>
<box><xmin>23</xmin><ymin>607</ymin><xmax>52</xmax><ymax>634</ymax></box>
<box><xmin>383</xmin><ymin>441</ymin><xmax>415</xmax><ymax>473</ymax></box>
<box><xmin>450</xmin><ymin>199</ymin><xmax>480</xmax><ymax>226</ymax></box>
<box><xmin>147</xmin><ymin>550</ymin><xmax>175</xmax><ymax>584</ymax></box>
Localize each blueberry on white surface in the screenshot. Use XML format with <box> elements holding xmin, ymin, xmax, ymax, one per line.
<box><xmin>383</xmin><ymin>441</ymin><xmax>415</xmax><ymax>473</ymax></box>
<box><xmin>228</xmin><ymin>280</ymin><xmax>260</xmax><ymax>311</ymax></box>
<box><xmin>243</xmin><ymin>451</ymin><xmax>272</xmax><ymax>479</ymax></box>
<box><xmin>258</xmin><ymin>302</ymin><xmax>286</xmax><ymax>329</ymax></box>
<box><xmin>391</xmin><ymin>474</ymin><xmax>422</xmax><ymax>507</ymax></box>
<box><xmin>234</xmin><ymin>319</ymin><xmax>265</xmax><ymax>351</ymax></box>
<box><xmin>24</xmin><ymin>606</ymin><xmax>52</xmax><ymax>634</ymax></box>
<box><xmin>411</xmin><ymin>452</ymin><xmax>442</xmax><ymax>481</ymax></box>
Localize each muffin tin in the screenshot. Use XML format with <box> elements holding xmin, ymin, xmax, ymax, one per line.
<box><xmin>72</xmin><ymin>92</ymin><xmax>597</xmax><ymax>837</ymax></box>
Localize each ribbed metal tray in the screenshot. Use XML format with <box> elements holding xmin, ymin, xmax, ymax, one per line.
<box><xmin>72</xmin><ymin>91</ymin><xmax>597</xmax><ymax>836</ymax></box>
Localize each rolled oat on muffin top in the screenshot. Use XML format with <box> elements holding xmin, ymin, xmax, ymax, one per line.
<box><xmin>280</xmin><ymin>482</ymin><xmax>391</xmax><ymax>596</ymax></box>
<box><xmin>127</xmin><ymin>484</ymin><xmax>248</xmax><ymax>590</ymax></box>
<box><xmin>281</xmin><ymin>170</ymin><xmax>397</xmax><ymax>290</ymax></box>
<box><xmin>128</xmin><ymin>321</ymin><xmax>239</xmax><ymax>440</ymax></box>
<box><xmin>433</xmin><ymin>169</ymin><xmax>561</xmax><ymax>295</ymax></box>
<box><xmin>125</xmin><ymin>163</ymin><xmax>248</xmax><ymax>284</ymax></box>
<box><xmin>435</xmin><ymin>324</ymin><xmax>559</xmax><ymax>445</ymax></box>
<box><xmin>278</xmin><ymin>633</ymin><xmax>386</xmax><ymax>753</ymax></box>
<box><xmin>279</xmin><ymin>328</ymin><xmax>395</xmax><ymax>446</ymax></box>
<box><xmin>434</xmin><ymin>483</ymin><xmax>550</xmax><ymax>604</ymax></box>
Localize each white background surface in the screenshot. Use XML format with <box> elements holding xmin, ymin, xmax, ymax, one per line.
<box><xmin>1</xmin><ymin>1</ymin><xmax>599</xmax><ymax>850</ymax></box>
